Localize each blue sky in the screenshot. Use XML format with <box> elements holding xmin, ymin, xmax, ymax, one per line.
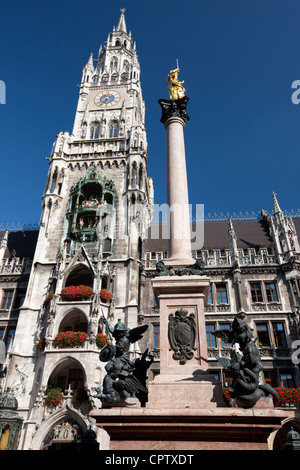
<box><xmin>0</xmin><ymin>0</ymin><xmax>300</xmax><ymax>226</ymax></box>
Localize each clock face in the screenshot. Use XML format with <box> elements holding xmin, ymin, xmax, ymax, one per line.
<box><xmin>94</xmin><ymin>91</ymin><xmax>120</xmax><ymax>107</ymax></box>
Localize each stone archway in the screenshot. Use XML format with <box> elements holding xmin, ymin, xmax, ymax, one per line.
<box><xmin>43</xmin><ymin>419</ymin><xmax>82</xmax><ymax>450</ymax></box>
<box><xmin>58</xmin><ymin>308</ymin><xmax>88</xmax><ymax>334</ymax></box>
<box><xmin>47</xmin><ymin>357</ymin><xmax>86</xmax><ymax>392</ymax></box>
<box><xmin>30</xmin><ymin>407</ymin><xmax>89</xmax><ymax>450</ymax></box>
<box><xmin>65</xmin><ymin>264</ymin><xmax>93</xmax><ymax>288</ymax></box>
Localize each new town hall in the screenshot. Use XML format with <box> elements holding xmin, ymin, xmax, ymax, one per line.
<box><xmin>0</xmin><ymin>11</ymin><xmax>300</xmax><ymax>450</ymax></box>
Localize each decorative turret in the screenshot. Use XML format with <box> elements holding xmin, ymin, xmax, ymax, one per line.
<box><xmin>269</xmin><ymin>192</ymin><xmax>299</xmax><ymax>263</ymax></box>
<box><xmin>228</xmin><ymin>218</ymin><xmax>239</xmax><ymax>266</ymax></box>
<box><xmin>228</xmin><ymin>218</ymin><xmax>244</xmax><ymax>311</ymax></box>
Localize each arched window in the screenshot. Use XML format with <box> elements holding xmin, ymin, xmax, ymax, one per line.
<box><xmin>139</xmin><ymin>164</ymin><xmax>144</xmax><ymax>189</ymax></box>
<box><xmin>65</xmin><ymin>265</ymin><xmax>93</xmax><ymax>288</ymax></box>
<box><xmin>109</xmin><ymin>120</ymin><xmax>118</xmax><ymax>138</ymax></box>
<box><xmin>59</xmin><ymin>309</ymin><xmax>88</xmax><ymax>333</ymax></box>
<box><xmin>50</xmin><ymin>169</ymin><xmax>57</xmax><ymax>193</ymax></box>
<box><xmin>131</xmin><ymin>162</ymin><xmax>137</xmax><ymax>188</ymax></box>
<box><xmin>110</xmin><ymin>56</ymin><xmax>118</xmax><ymax>72</ymax></box>
<box><xmin>101</xmin><ymin>275</ymin><xmax>108</xmax><ymax>290</ymax></box>
<box><xmin>48</xmin><ymin>358</ymin><xmax>86</xmax><ymax>392</ymax></box>
<box><xmin>90</xmin><ymin>123</ymin><xmax>100</xmax><ymax>139</ymax></box>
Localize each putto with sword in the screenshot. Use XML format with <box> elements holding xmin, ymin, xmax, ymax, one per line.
<box><xmin>93</xmin><ymin>314</ymin><xmax>153</xmax><ymax>406</ymax></box>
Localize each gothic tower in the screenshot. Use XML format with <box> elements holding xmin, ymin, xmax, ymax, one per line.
<box><xmin>4</xmin><ymin>9</ymin><xmax>153</xmax><ymax>450</ymax></box>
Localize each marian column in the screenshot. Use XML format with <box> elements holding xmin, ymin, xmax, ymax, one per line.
<box><xmin>147</xmin><ymin>63</ymin><xmax>224</xmax><ymax>410</ymax></box>
<box><xmin>158</xmin><ymin>64</ymin><xmax>194</xmax><ymax>267</ymax></box>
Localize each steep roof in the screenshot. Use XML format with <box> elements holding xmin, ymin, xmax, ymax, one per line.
<box><xmin>145</xmin><ymin>218</ymin><xmax>283</xmax><ymax>252</ymax></box>
<box><xmin>0</xmin><ymin>230</ymin><xmax>39</xmax><ymax>258</ymax></box>
<box><xmin>0</xmin><ymin>217</ymin><xmax>299</xmax><ymax>259</ymax></box>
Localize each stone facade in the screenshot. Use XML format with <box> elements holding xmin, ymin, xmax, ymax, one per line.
<box><xmin>0</xmin><ymin>10</ymin><xmax>153</xmax><ymax>450</ymax></box>
<box><xmin>144</xmin><ymin>204</ymin><xmax>300</xmax><ymax>390</ymax></box>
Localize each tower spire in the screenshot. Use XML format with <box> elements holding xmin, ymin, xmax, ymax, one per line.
<box><xmin>117</xmin><ymin>8</ymin><xmax>127</xmax><ymax>33</ymax></box>
<box><xmin>272</xmin><ymin>191</ymin><xmax>282</xmax><ymax>215</ymax></box>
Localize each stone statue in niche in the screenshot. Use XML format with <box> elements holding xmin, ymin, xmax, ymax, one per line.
<box><xmin>93</xmin><ymin>318</ymin><xmax>149</xmax><ymax>406</ymax></box>
<box><xmin>168</xmin><ymin>309</ymin><xmax>196</xmax><ymax>365</ymax></box>
<box><xmin>212</xmin><ymin>312</ymin><xmax>280</xmax><ymax>408</ymax></box>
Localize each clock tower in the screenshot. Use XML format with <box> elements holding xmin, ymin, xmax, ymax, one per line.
<box><xmin>6</xmin><ymin>9</ymin><xmax>154</xmax><ymax>449</ymax></box>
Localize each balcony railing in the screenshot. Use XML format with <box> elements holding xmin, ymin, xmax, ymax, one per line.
<box><xmin>0</xmin><ymin>258</ymin><xmax>32</xmax><ymax>275</ymax></box>
<box><xmin>145</xmin><ymin>248</ymin><xmax>277</xmax><ymax>270</ymax></box>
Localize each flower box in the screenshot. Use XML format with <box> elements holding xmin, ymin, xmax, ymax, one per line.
<box><xmin>275</xmin><ymin>387</ymin><xmax>300</xmax><ymax>406</ymax></box>
<box><xmin>100</xmin><ymin>288</ymin><xmax>113</xmax><ymax>302</ymax></box>
<box><xmin>96</xmin><ymin>332</ymin><xmax>109</xmax><ymax>349</ymax></box>
<box><xmin>54</xmin><ymin>331</ymin><xmax>88</xmax><ymax>348</ymax></box>
<box><xmin>61</xmin><ymin>285</ymin><xmax>93</xmax><ymax>301</ymax></box>
<box><xmin>46</xmin><ymin>388</ymin><xmax>64</xmax><ymax>407</ymax></box>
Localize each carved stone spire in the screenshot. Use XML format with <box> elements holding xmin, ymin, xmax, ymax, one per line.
<box><xmin>272</xmin><ymin>191</ymin><xmax>284</xmax><ymax>225</ymax></box>
<box><xmin>116</xmin><ymin>8</ymin><xmax>127</xmax><ymax>33</ymax></box>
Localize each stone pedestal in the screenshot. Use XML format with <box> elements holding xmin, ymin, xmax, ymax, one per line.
<box><xmin>147</xmin><ymin>275</ymin><xmax>224</xmax><ymax>409</ymax></box>
<box><xmin>89</xmin><ymin>406</ymin><xmax>289</xmax><ymax>451</ymax></box>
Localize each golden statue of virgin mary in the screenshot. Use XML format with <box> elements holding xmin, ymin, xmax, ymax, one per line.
<box><xmin>167</xmin><ymin>59</ymin><xmax>186</xmax><ymax>100</ymax></box>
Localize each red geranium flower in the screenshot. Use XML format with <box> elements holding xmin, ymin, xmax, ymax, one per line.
<box><xmin>96</xmin><ymin>333</ymin><xmax>109</xmax><ymax>349</ymax></box>
<box><xmin>100</xmin><ymin>288</ymin><xmax>113</xmax><ymax>302</ymax></box>
<box><xmin>61</xmin><ymin>285</ymin><xmax>93</xmax><ymax>301</ymax></box>
<box><xmin>54</xmin><ymin>331</ymin><xmax>88</xmax><ymax>348</ymax></box>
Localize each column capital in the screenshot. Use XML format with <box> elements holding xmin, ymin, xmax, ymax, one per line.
<box><xmin>158</xmin><ymin>96</ymin><xmax>190</xmax><ymax>125</ymax></box>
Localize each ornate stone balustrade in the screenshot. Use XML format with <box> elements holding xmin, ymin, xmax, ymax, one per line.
<box><xmin>0</xmin><ymin>258</ymin><xmax>32</xmax><ymax>276</ymax></box>
<box><xmin>145</xmin><ymin>248</ymin><xmax>277</xmax><ymax>270</ymax></box>
<box><xmin>208</xmin><ymin>346</ymin><xmax>291</xmax><ymax>360</ymax></box>
<box><xmin>251</xmin><ymin>302</ymin><xmax>283</xmax><ymax>312</ymax></box>
<box><xmin>205</xmin><ymin>304</ymin><xmax>231</xmax><ymax>313</ymax></box>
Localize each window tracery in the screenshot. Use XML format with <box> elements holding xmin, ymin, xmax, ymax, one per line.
<box><xmin>108</xmin><ymin>120</ymin><xmax>118</xmax><ymax>138</ymax></box>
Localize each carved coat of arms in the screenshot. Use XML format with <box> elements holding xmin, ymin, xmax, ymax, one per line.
<box><xmin>168</xmin><ymin>309</ymin><xmax>196</xmax><ymax>364</ymax></box>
